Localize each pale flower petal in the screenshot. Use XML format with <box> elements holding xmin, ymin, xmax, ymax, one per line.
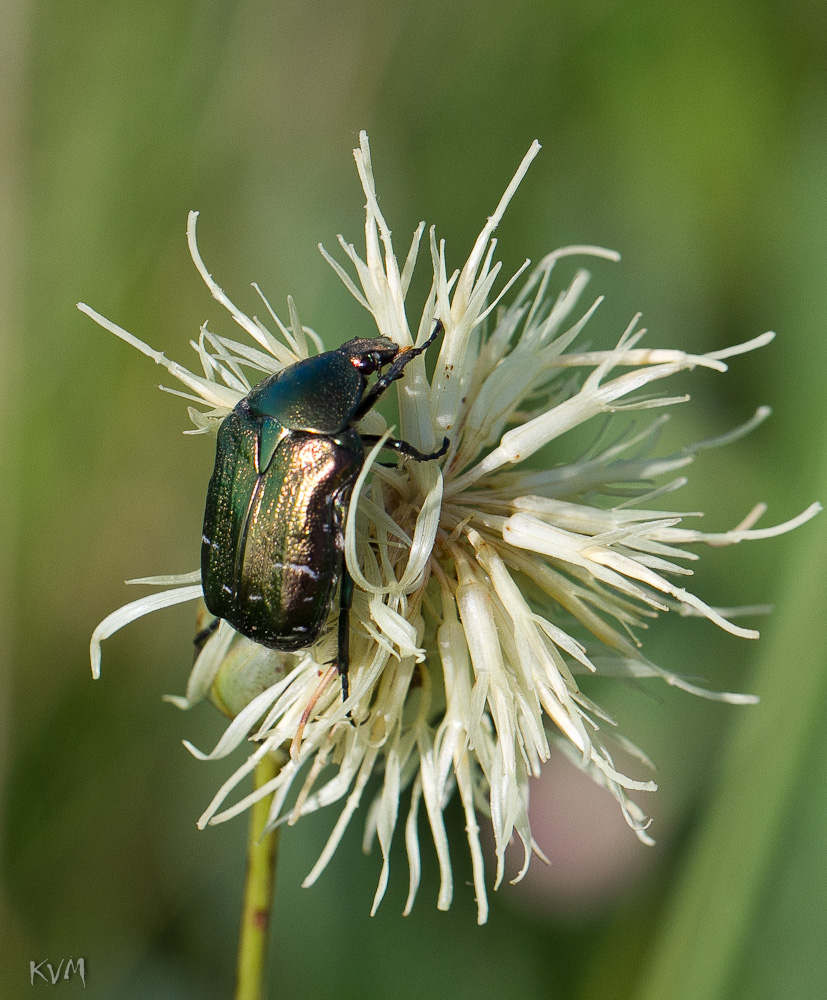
<box><xmin>90</xmin><ymin>584</ymin><xmax>203</xmax><ymax>679</ymax></box>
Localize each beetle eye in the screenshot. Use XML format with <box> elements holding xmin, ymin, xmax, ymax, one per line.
<box><xmin>351</xmin><ymin>352</ymin><xmax>381</xmax><ymax>374</ymax></box>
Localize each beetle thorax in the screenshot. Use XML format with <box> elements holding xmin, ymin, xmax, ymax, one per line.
<box><xmin>245</xmin><ymin>351</ymin><xmax>366</xmax><ymax>435</ymax></box>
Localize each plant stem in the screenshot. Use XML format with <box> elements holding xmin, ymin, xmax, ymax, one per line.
<box><xmin>234</xmin><ymin>753</ymin><xmax>281</xmax><ymax>1000</ymax></box>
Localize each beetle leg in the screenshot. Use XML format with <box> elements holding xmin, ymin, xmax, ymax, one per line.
<box><xmin>352</xmin><ymin>319</ymin><xmax>444</xmax><ymax>420</ymax></box>
<box><xmin>361</xmin><ymin>434</ymin><xmax>450</xmax><ymax>463</ymax></box>
<box><xmin>337</xmin><ymin>566</ymin><xmax>354</xmax><ymax>701</ymax></box>
<box><xmin>193</xmin><ymin>615</ymin><xmax>220</xmax><ymax>657</ymax></box>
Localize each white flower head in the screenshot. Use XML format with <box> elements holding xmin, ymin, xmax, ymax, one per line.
<box><xmin>79</xmin><ymin>132</ymin><xmax>820</xmax><ymax>924</ymax></box>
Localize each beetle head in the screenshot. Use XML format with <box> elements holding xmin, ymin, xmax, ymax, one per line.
<box><xmin>337</xmin><ymin>337</ymin><xmax>399</xmax><ymax>375</ymax></box>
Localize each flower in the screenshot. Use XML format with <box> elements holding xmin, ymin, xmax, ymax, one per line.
<box><xmin>79</xmin><ymin>132</ymin><xmax>820</xmax><ymax>924</ymax></box>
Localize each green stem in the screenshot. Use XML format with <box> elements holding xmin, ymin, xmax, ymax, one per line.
<box><xmin>234</xmin><ymin>754</ymin><xmax>281</xmax><ymax>1000</ymax></box>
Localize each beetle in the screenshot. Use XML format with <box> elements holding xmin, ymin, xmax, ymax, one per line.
<box><xmin>201</xmin><ymin>320</ymin><xmax>447</xmax><ymax>700</ymax></box>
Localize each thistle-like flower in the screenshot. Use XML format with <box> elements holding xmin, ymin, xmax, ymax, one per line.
<box><xmin>80</xmin><ymin>133</ymin><xmax>819</xmax><ymax>924</ymax></box>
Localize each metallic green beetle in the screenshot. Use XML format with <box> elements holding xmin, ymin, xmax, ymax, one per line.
<box><xmin>201</xmin><ymin>321</ymin><xmax>447</xmax><ymax>699</ymax></box>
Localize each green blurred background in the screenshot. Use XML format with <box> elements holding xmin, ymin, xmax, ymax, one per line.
<box><xmin>2</xmin><ymin>1</ymin><xmax>826</xmax><ymax>997</ymax></box>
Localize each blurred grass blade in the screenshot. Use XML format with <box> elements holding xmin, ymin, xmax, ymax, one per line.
<box><xmin>631</xmin><ymin>490</ymin><xmax>827</xmax><ymax>1000</ymax></box>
